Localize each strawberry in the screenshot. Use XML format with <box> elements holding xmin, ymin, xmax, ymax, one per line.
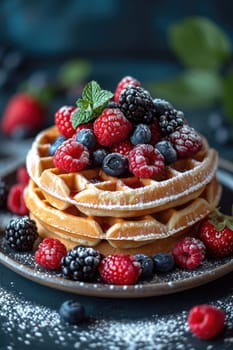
<box><xmin>1</xmin><ymin>93</ymin><xmax>45</xmax><ymax>137</ymax></box>
<box><xmin>199</xmin><ymin>209</ymin><xmax>233</xmax><ymax>258</ymax></box>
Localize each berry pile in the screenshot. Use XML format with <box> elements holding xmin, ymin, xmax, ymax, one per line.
<box><xmin>51</xmin><ymin>77</ymin><xmax>203</xmax><ymax>178</ymax></box>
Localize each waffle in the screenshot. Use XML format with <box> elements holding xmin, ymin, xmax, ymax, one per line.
<box><xmin>26</xmin><ymin>126</ymin><xmax>219</xmax><ymax>217</ymax></box>
<box><xmin>24</xmin><ymin>178</ymin><xmax>221</xmax><ymax>255</ymax></box>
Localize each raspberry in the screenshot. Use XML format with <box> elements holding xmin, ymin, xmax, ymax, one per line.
<box><xmin>149</xmin><ymin>118</ymin><xmax>163</xmax><ymax>145</ymax></box>
<box><xmin>35</xmin><ymin>238</ymin><xmax>67</xmax><ymax>270</ymax></box>
<box><xmin>5</xmin><ymin>216</ymin><xmax>38</xmax><ymax>252</ymax></box>
<box><xmin>172</xmin><ymin>236</ymin><xmax>206</xmax><ymax>269</ymax></box>
<box><xmin>53</xmin><ymin>139</ymin><xmax>89</xmax><ymax>173</ymax></box>
<box><xmin>128</xmin><ymin>144</ymin><xmax>165</xmax><ymax>178</ymax></box>
<box><xmin>93</xmin><ymin>108</ymin><xmax>132</xmax><ymax>147</ymax></box>
<box><xmin>17</xmin><ymin>166</ymin><xmax>29</xmax><ymax>186</ymax></box>
<box><xmin>7</xmin><ymin>183</ymin><xmax>29</xmax><ymax>215</ymax></box>
<box><xmin>188</xmin><ymin>304</ymin><xmax>225</xmax><ymax>340</ymax></box>
<box><xmin>169</xmin><ymin>125</ymin><xmax>202</xmax><ymax>158</ymax></box>
<box><xmin>55</xmin><ymin>106</ymin><xmax>76</xmax><ymax>138</ymax></box>
<box><xmin>98</xmin><ymin>254</ymin><xmax>141</xmax><ymax>285</ymax></box>
<box><xmin>110</xmin><ymin>140</ymin><xmax>134</xmax><ymax>157</ymax></box>
<box><xmin>114</xmin><ymin>76</ymin><xmax>141</xmax><ymax>103</ymax></box>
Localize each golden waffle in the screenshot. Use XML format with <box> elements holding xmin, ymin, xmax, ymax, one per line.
<box><xmin>26</xmin><ymin>126</ymin><xmax>219</xmax><ymax>217</ymax></box>
<box><xmin>24</xmin><ymin>179</ymin><xmax>221</xmax><ymax>255</ymax></box>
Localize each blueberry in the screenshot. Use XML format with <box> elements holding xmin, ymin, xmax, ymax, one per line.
<box><xmin>102</xmin><ymin>152</ymin><xmax>128</xmax><ymax>176</ymax></box>
<box><xmin>130</xmin><ymin>124</ymin><xmax>151</xmax><ymax>145</ymax></box>
<box><xmin>155</xmin><ymin>140</ymin><xmax>177</xmax><ymax>165</ymax></box>
<box><xmin>134</xmin><ymin>253</ymin><xmax>154</xmax><ymax>281</ymax></box>
<box><xmin>75</xmin><ymin>128</ymin><xmax>96</xmax><ymax>149</ymax></box>
<box><xmin>59</xmin><ymin>300</ymin><xmax>86</xmax><ymax>325</ymax></box>
<box><xmin>89</xmin><ymin>148</ymin><xmax>109</xmax><ymax>167</ymax></box>
<box><xmin>49</xmin><ymin>135</ymin><xmax>66</xmax><ymax>156</ymax></box>
<box><xmin>152</xmin><ymin>252</ymin><xmax>175</xmax><ymax>273</ymax></box>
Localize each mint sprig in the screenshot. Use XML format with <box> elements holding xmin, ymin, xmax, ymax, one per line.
<box><xmin>72</xmin><ymin>80</ymin><xmax>113</xmax><ymax>128</ymax></box>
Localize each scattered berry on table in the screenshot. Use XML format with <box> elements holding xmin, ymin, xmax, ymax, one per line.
<box><xmin>35</xmin><ymin>238</ymin><xmax>67</xmax><ymax>270</ymax></box>
<box><xmin>0</xmin><ymin>179</ymin><xmax>8</xmax><ymax>209</ymax></box>
<box><xmin>128</xmin><ymin>144</ymin><xmax>165</xmax><ymax>178</ymax></box>
<box><xmin>5</xmin><ymin>216</ymin><xmax>38</xmax><ymax>252</ymax></box>
<box><xmin>93</xmin><ymin>108</ymin><xmax>132</xmax><ymax>147</ymax></box>
<box><xmin>155</xmin><ymin>140</ymin><xmax>177</xmax><ymax>165</ymax></box>
<box><xmin>49</xmin><ymin>135</ymin><xmax>67</xmax><ymax>156</ymax></box>
<box><xmin>130</xmin><ymin>124</ymin><xmax>151</xmax><ymax>145</ymax></box>
<box><xmin>53</xmin><ymin>138</ymin><xmax>89</xmax><ymax>173</ymax></box>
<box><xmin>134</xmin><ymin>253</ymin><xmax>154</xmax><ymax>281</ymax></box>
<box><xmin>59</xmin><ymin>300</ymin><xmax>86</xmax><ymax>325</ymax></box>
<box><xmin>119</xmin><ymin>85</ymin><xmax>155</xmax><ymax>124</ymax></box>
<box><xmin>17</xmin><ymin>166</ymin><xmax>30</xmax><ymax>186</ymax></box>
<box><xmin>172</xmin><ymin>236</ymin><xmax>206</xmax><ymax>269</ymax></box>
<box><xmin>188</xmin><ymin>304</ymin><xmax>225</xmax><ymax>340</ymax></box>
<box><xmin>89</xmin><ymin>148</ymin><xmax>109</xmax><ymax>167</ymax></box>
<box><xmin>55</xmin><ymin>105</ymin><xmax>76</xmax><ymax>138</ymax></box>
<box><xmin>102</xmin><ymin>152</ymin><xmax>128</xmax><ymax>177</ymax></box>
<box><xmin>111</xmin><ymin>140</ymin><xmax>134</xmax><ymax>157</ymax></box>
<box><xmin>114</xmin><ymin>76</ymin><xmax>141</xmax><ymax>103</ymax></box>
<box><xmin>1</xmin><ymin>93</ymin><xmax>45</xmax><ymax>137</ymax></box>
<box><xmin>98</xmin><ymin>254</ymin><xmax>141</xmax><ymax>285</ymax></box>
<box><xmin>153</xmin><ymin>98</ymin><xmax>173</xmax><ymax>116</ymax></box>
<box><xmin>152</xmin><ymin>252</ymin><xmax>175</xmax><ymax>273</ymax></box>
<box><xmin>61</xmin><ymin>246</ymin><xmax>102</xmax><ymax>282</ymax></box>
<box><xmin>7</xmin><ymin>183</ymin><xmax>29</xmax><ymax>215</ymax></box>
<box><xmin>158</xmin><ymin>109</ymin><xmax>184</xmax><ymax>135</ymax></box>
<box><xmin>198</xmin><ymin>209</ymin><xmax>233</xmax><ymax>258</ymax></box>
<box><xmin>75</xmin><ymin>128</ymin><xmax>97</xmax><ymax>149</ymax></box>
<box><xmin>169</xmin><ymin>125</ymin><xmax>202</xmax><ymax>158</ymax></box>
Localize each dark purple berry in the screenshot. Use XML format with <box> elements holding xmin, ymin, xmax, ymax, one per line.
<box><xmin>102</xmin><ymin>153</ymin><xmax>128</xmax><ymax>176</ymax></box>
<box><xmin>75</xmin><ymin>128</ymin><xmax>96</xmax><ymax>149</ymax></box>
<box><xmin>59</xmin><ymin>300</ymin><xmax>86</xmax><ymax>325</ymax></box>
<box><xmin>130</xmin><ymin>124</ymin><xmax>151</xmax><ymax>145</ymax></box>
<box><xmin>152</xmin><ymin>252</ymin><xmax>175</xmax><ymax>273</ymax></box>
<box><xmin>134</xmin><ymin>253</ymin><xmax>154</xmax><ymax>280</ymax></box>
<box><xmin>155</xmin><ymin>140</ymin><xmax>177</xmax><ymax>165</ymax></box>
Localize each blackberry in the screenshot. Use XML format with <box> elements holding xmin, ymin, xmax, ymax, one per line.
<box><xmin>130</xmin><ymin>124</ymin><xmax>151</xmax><ymax>145</ymax></box>
<box><xmin>59</xmin><ymin>300</ymin><xmax>86</xmax><ymax>325</ymax></box>
<box><xmin>102</xmin><ymin>152</ymin><xmax>128</xmax><ymax>177</ymax></box>
<box><xmin>61</xmin><ymin>245</ymin><xmax>102</xmax><ymax>281</ymax></box>
<box><xmin>0</xmin><ymin>179</ymin><xmax>8</xmax><ymax>209</ymax></box>
<box><xmin>5</xmin><ymin>216</ymin><xmax>38</xmax><ymax>252</ymax></box>
<box><xmin>153</xmin><ymin>98</ymin><xmax>173</xmax><ymax>117</ymax></box>
<box><xmin>119</xmin><ymin>85</ymin><xmax>155</xmax><ymax>124</ymax></box>
<box><xmin>159</xmin><ymin>109</ymin><xmax>184</xmax><ymax>135</ymax></box>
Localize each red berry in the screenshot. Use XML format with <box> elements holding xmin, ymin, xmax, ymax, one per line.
<box><xmin>17</xmin><ymin>166</ymin><xmax>29</xmax><ymax>186</ymax></box>
<box><xmin>55</xmin><ymin>106</ymin><xmax>76</xmax><ymax>138</ymax></box>
<box><xmin>75</xmin><ymin>122</ymin><xmax>93</xmax><ymax>135</ymax></box>
<box><xmin>172</xmin><ymin>237</ymin><xmax>206</xmax><ymax>269</ymax></box>
<box><xmin>7</xmin><ymin>183</ymin><xmax>29</xmax><ymax>215</ymax></box>
<box><xmin>35</xmin><ymin>238</ymin><xmax>67</xmax><ymax>270</ymax></box>
<box><xmin>128</xmin><ymin>144</ymin><xmax>165</xmax><ymax>178</ymax></box>
<box><xmin>111</xmin><ymin>140</ymin><xmax>134</xmax><ymax>157</ymax></box>
<box><xmin>199</xmin><ymin>210</ymin><xmax>233</xmax><ymax>257</ymax></box>
<box><xmin>53</xmin><ymin>138</ymin><xmax>89</xmax><ymax>172</ymax></box>
<box><xmin>169</xmin><ymin>125</ymin><xmax>202</xmax><ymax>158</ymax></box>
<box><xmin>149</xmin><ymin>118</ymin><xmax>163</xmax><ymax>145</ymax></box>
<box><xmin>188</xmin><ymin>304</ymin><xmax>225</xmax><ymax>340</ymax></box>
<box><xmin>1</xmin><ymin>93</ymin><xmax>45</xmax><ymax>137</ymax></box>
<box><xmin>114</xmin><ymin>76</ymin><xmax>141</xmax><ymax>103</ymax></box>
<box><xmin>93</xmin><ymin>108</ymin><xmax>132</xmax><ymax>147</ymax></box>
<box><xmin>98</xmin><ymin>254</ymin><xmax>141</xmax><ymax>285</ymax></box>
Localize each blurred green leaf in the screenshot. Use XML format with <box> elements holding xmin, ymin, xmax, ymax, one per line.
<box><xmin>149</xmin><ymin>69</ymin><xmax>222</xmax><ymax>108</ymax></box>
<box><xmin>58</xmin><ymin>59</ymin><xmax>91</xmax><ymax>86</ymax></box>
<box><xmin>168</xmin><ymin>17</ymin><xmax>231</xmax><ymax>70</ymax></box>
<box><xmin>222</xmin><ymin>72</ymin><xmax>233</xmax><ymax>120</ymax></box>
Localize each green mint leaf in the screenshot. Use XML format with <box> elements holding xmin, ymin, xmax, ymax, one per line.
<box><xmin>72</xmin><ymin>80</ymin><xmax>113</xmax><ymax>128</ymax></box>
<box><xmin>168</xmin><ymin>16</ymin><xmax>231</xmax><ymax>70</ymax></box>
<box><xmin>71</xmin><ymin>108</ymin><xmax>92</xmax><ymax>128</ymax></box>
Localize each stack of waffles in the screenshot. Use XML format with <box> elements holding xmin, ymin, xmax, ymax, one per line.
<box><xmin>24</xmin><ymin>79</ymin><xmax>221</xmax><ymax>256</ymax></box>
